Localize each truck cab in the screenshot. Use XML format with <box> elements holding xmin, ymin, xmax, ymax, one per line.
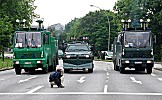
<box><xmin>13</xmin><ymin>20</ymin><xmax>58</xmax><ymax>74</ymax></box>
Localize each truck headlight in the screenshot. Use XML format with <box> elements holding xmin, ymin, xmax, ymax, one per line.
<box><xmin>125</xmin><ymin>60</ymin><xmax>129</xmax><ymax>63</ymax></box>
<box><xmin>37</xmin><ymin>61</ymin><xmax>42</xmax><ymax>64</ymax></box>
<box><xmin>15</xmin><ymin>61</ymin><xmax>19</xmax><ymax>64</ymax></box>
<box><xmin>147</xmin><ymin>60</ymin><xmax>152</xmax><ymax>63</ymax></box>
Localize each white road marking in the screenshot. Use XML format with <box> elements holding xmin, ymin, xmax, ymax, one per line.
<box><xmin>130</xmin><ymin>77</ymin><xmax>142</xmax><ymax>84</ymax></box>
<box><xmin>2</xmin><ymin>92</ymin><xmax>162</xmax><ymax>95</ymax></box>
<box><xmin>26</xmin><ymin>86</ymin><xmax>43</xmax><ymax>94</ymax></box>
<box><xmin>32</xmin><ymin>92</ymin><xmax>162</xmax><ymax>95</ymax></box>
<box><xmin>0</xmin><ymin>79</ymin><xmax>4</xmax><ymax>81</ymax></box>
<box><xmin>107</xmin><ymin>72</ymin><xmax>109</xmax><ymax>76</ymax></box>
<box><xmin>77</xmin><ymin>76</ymin><xmax>85</xmax><ymax>83</ymax></box>
<box><xmin>104</xmin><ymin>85</ymin><xmax>108</xmax><ymax>93</ymax></box>
<box><xmin>158</xmin><ymin>78</ymin><xmax>162</xmax><ymax>81</ymax></box>
<box><xmin>18</xmin><ymin>76</ymin><xmax>37</xmax><ymax>83</ymax></box>
<box><xmin>151</xmin><ymin>73</ymin><xmax>156</xmax><ymax>77</ymax></box>
<box><xmin>104</xmin><ymin>69</ymin><xmax>107</xmax><ymax>71</ymax></box>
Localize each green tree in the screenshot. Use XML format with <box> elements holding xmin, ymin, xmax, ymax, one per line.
<box><xmin>0</xmin><ymin>0</ymin><xmax>37</xmax><ymax>61</ymax></box>
<box><xmin>64</xmin><ymin>10</ymin><xmax>119</xmax><ymax>52</ymax></box>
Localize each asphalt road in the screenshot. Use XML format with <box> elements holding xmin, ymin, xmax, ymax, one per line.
<box><xmin>1</xmin><ymin>60</ymin><xmax>162</xmax><ymax>100</ymax></box>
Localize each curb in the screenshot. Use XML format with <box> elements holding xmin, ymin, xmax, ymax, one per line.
<box><xmin>0</xmin><ymin>67</ymin><xmax>13</xmax><ymax>71</ymax></box>
<box><xmin>154</xmin><ymin>68</ymin><xmax>162</xmax><ymax>71</ymax></box>
<box><xmin>154</xmin><ymin>62</ymin><xmax>162</xmax><ymax>64</ymax></box>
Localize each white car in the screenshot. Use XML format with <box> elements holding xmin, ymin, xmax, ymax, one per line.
<box><xmin>105</xmin><ymin>51</ymin><xmax>113</xmax><ymax>60</ymax></box>
<box><xmin>4</xmin><ymin>54</ymin><xmax>13</xmax><ymax>58</ymax></box>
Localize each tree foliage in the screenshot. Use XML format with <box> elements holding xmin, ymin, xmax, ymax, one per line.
<box><xmin>0</xmin><ymin>0</ymin><xmax>37</xmax><ymax>60</ymax></box>
<box><xmin>65</xmin><ymin>10</ymin><xmax>119</xmax><ymax>52</ymax></box>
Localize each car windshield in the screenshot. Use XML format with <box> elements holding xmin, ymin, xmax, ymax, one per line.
<box><xmin>15</xmin><ymin>32</ymin><xmax>42</xmax><ymax>48</ymax></box>
<box><xmin>124</xmin><ymin>32</ymin><xmax>151</xmax><ymax>48</ymax></box>
<box><xmin>66</xmin><ymin>45</ymin><xmax>89</xmax><ymax>51</ymax></box>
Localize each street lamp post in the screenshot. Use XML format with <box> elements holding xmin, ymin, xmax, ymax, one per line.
<box><xmin>90</xmin><ymin>5</ymin><xmax>110</xmax><ymax>51</ymax></box>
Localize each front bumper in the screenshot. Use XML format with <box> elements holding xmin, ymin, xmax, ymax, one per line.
<box><xmin>63</xmin><ymin>59</ymin><xmax>93</xmax><ymax>69</ymax></box>
<box><xmin>121</xmin><ymin>58</ymin><xmax>154</xmax><ymax>68</ymax></box>
<box><xmin>13</xmin><ymin>58</ymin><xmax>47</xmax><ymax>68</ymax></box>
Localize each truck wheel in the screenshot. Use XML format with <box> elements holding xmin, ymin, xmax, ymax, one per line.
<box><xmin>88</xmin><ymin>68</ymin><xmax>93</xmax><ymax>73</ymax></box>
<box><xmin>114</xmin><ymin>63</ymin><xmax>116</xmax><ymax>70</ymax></box>
<box><xmin>116</xmin><ymin>65</ymin><xmax>119</xmax><ymax>71</ymax></box>
<box><xmin>15</xmin><ymin>67</ymin><xmax>21</xmax><ymax>75</ymax></box>
<box><xmin>146</xmin><ymin>67</ymin><xmax>152</xmax><ymax>74</ymax></box>
<box><xmin>120</xmin><ymin>67</ymin><xmax>125</xmax><ymax>74</ymax></box>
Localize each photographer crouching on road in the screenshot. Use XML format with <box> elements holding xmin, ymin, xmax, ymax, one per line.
<box><xmin>49</xmin><ymin>67</ymin><xmax>64</xmax><ymax>88</ymax></box>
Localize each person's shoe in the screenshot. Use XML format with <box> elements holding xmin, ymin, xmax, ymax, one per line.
<box><xmin>51</xmin><ymin>84</ymin><xmax>53</xmax><ymax>88</ymax></box>
<box><xmin>58</xmin><ymin>85</ymin><xmax>65</xmax><ymax>88</ymax></box>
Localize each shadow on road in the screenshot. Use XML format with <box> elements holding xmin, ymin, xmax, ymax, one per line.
<box><xmin>118</xmin><ymin>69</ymin><xmax>148</xmax><ymax>75</ymax></box>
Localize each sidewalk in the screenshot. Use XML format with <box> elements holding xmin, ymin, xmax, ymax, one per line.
<box><xmin>154</xmin><ymin>62</ymin><xmax>162</xmax><ymax>71</ymax></box>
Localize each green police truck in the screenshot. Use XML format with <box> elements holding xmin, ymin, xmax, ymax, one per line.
<box><xmin>113</xmin><ymin>19</ymin><xmax>154</xmax><ymax>74</ymax></box>
<box><xmin>13</xmin><ymin>20</ymin><xmax>58</xmax><ymax>74</ymax></box>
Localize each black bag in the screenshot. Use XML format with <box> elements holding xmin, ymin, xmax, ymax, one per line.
<box><xmin>49</xmin><ymin>71</ymin><xmax>58</xmax><ymax>82</ymax></box>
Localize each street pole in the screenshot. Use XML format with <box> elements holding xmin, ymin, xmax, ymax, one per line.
<box><xmin>90</xmin><ymin>5</ymin><xmax>110</xmax><ymax>51</ymax></box>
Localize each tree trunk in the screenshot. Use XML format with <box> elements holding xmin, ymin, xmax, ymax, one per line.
<box><xmin>2</xmin><ymin>47</ymin><xmax>4</xmax><ymax>62</ymax></box>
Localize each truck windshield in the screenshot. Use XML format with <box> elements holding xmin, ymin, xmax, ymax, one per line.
<box><xmin>124</xmin><ymin>32</ymin><xmax>151</xmax><ymax>48</ymax></box>
<box><xmin>15</xmin><ymin>32</ymin><xmax>42</xmax><ymax>48</ymax></box>
<box><xmin>66</xmin><ymin>45</ymin><xmax>89</xmax><ymax>51</ymax></box>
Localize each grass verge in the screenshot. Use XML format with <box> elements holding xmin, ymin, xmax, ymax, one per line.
<box><xmin>0</xmin><ymin>58</ymin><xmax>13</xmax><ymax>70</ymax></box>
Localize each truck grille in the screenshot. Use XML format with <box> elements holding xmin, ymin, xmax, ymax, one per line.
<box><xmin>124</xmin><ymin>50</ymin><xmax>152</xmax><ymax>58</ymax></box>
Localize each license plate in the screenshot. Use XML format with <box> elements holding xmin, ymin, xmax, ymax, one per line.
<box><xmin>135</xmin><ymin>62</ymin><xmax>142</xmax><ymax>64</ymax></box>
<box><xmin>25</xmin><ymin>62</ymin><xmax>31</xmax><ymax>64</ymax></box>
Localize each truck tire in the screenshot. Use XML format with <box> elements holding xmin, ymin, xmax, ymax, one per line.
<box><xmin>114</xmin><ymin>62</ymin><xmax>119</xmax><ymax>71</ymax></box>
<box><xmin>88</xmin><ymin>68</ymin><xmax>93</xmax><ymax>73</ymax></box>
<box><xmin>146</xmin><ymin>67</ymin><xmax>152</xmax><ymax>74</ymax></box>
<box><xmin>15</xmin><ymin>67</ymin><xmax>21</xmax><ymax>75</ymax></box>
<box><xmin>120</xmin><ymin>67</ymin><xmax>125</xmax><ymax>74</ymax></box>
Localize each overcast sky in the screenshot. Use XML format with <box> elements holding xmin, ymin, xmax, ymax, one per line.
<box><xmin>34</xmin><ymin>0</ymin><xmax>118</xmax><ymax>27</ymax></box>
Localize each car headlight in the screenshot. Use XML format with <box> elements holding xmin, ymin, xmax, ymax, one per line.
<box><xmin>85</xmin><ymin>55</ymin><xmax>90</xmax><ymax>58</ymax></box>
<box><xmin>66</xmin><ymin>55</ymin><xmax>71</xmax><ymax>58</ymax></box>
